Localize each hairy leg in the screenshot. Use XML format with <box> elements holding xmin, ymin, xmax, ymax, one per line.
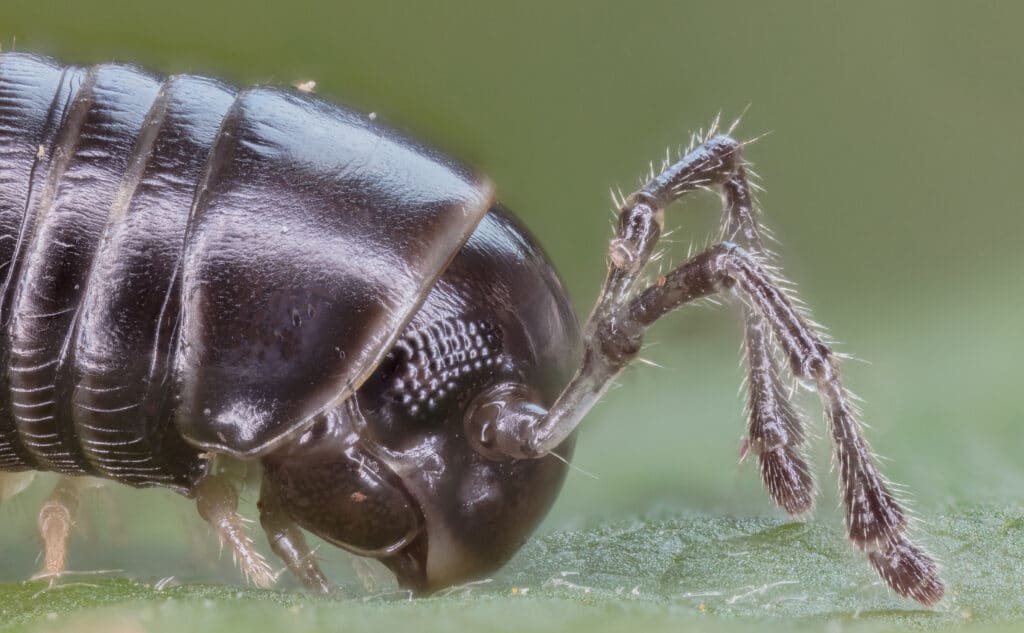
<box><xmin>723</xmin><ymin>167</ymin><xmax>814</xmax><ymax>514</ymax></box>
<box><xmin>194</xmin><ymin>461</ymin><xmax>274</xmax><ymax>588</ymax></box>
<box><xmin>626</xmin><ymin>243</ymin><xmax>942</xmax><ymax>604</ymax></box>
<box><xmin>536</xmin><ymin>240</ymin><xmax>942</xmax><ymax>604</ymax></box>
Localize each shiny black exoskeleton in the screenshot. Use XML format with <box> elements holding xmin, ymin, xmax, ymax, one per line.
<box><xmin>0</xmin><ymin>53</ymin><xmax>577</xmax><ymax>591</ymax></box>
<box><xmin>0</xmin><ymin>52</ymin><xmax>945</xmax><ymax>605</ymax></box>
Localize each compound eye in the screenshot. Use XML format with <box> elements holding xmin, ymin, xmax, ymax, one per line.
<box><xmin>464</xmin><ymin>382</ymin><xmax>546</xmax><ymax>460</ymax></box>
<box><xmin>385</xmin><ymin>318</ymin><xmax>503</xmax><ymax>420</ymax></box>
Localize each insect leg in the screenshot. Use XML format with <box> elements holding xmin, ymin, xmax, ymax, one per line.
<box><xmin>686</xmin><ymin>244</ymin><xmax>943</xmax><ymax>605</ymax></box>
<box><xmin>258</xmin><ymin>474</ymin><xmax>333</xmax><ymax>594</ymax></box>
<box><xmin>34</xmin><ymin>477</ymin><xmax>86</xmax><ymax>586</ymax></box>
<box><xmin>194</xmin><ymin>462</ymin><xmax>274</xmax><ymax>589</ymax></box>
<box><xmin>721</xmin><ymin>169</ymin><xmax>814</xmax><ymax>514</ymax></box>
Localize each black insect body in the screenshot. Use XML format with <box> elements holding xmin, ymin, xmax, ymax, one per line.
<box><xmin>0</xmin><ymin>53</ymin><xmax>943</xmax><ymax>605</ymax></box>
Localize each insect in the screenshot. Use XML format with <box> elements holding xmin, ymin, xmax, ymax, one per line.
<box><xmin>0</xmin><ymin>52</ymin><xmax>943</xmax><ymax>605</ymax></box>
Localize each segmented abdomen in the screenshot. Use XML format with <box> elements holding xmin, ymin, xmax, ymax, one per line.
<box><xmin>0</xmin><ymin>53</ymin><xmax>233</xmax><ymax>491</ymax></box>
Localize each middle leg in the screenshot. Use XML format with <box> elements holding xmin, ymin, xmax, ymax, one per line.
<box><xmin>194</xmin><ymin>460</ymin><xmax>274</xmax><ymax>588</ymax></box>
<box><xmin>258</xmin><ymin>474</ymin><xmax>332</xmax><ymax>594</ymax></box>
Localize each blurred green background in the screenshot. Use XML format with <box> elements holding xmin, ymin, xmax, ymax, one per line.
<box><xmin>0</xmin><ymin>1</ymin><xmax>1022</xmax><ymax>631</ymax></box>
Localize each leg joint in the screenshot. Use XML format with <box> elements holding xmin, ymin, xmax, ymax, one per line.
<box><xmin>713</xmin><ymin>243</ymin><xmax>838</xmax><ymax>382</ymax></box>
<box><xmin>704</xmin><ymin>134</ymin><xmax>744</xmax><ymax>171</ymax></box>
<box><xmin>595</xmin><ymin>316</ymin><xmax>644</xmax><ymax>367</ymax></box>
<box><xmin>610</xmin><ymin>202</ymin><xmax>663</xmax><ymax>273</ymax></box>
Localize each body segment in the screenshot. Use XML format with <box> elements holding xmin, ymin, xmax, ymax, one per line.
<box><xmin>71</xmin><ymin>74</ymin><xmax>237</xmax><ymax>490</ymax></box>
<box><xmin>0</xmin><ymin>56</ymin><xmax>85</xmax><ymax>470</ymax></box>
<box><xmin>9</xmin><ymin>63</ymin><xmax>161</xmax><ymax>476</ymax></box>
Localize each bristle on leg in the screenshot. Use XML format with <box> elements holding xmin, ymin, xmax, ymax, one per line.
<box><xmin>723</xmin><ymin>250</ymin><xmax>944</xmax><ymax>605</ymax></box>
<box><xmin>867</xmin><ymin>536</ymin><xmax>944</xmax><ymax>606</ymax></box>
<box><xmin>743</xmin><ymin>312</ymin><xmax>815</xmax><ymax>515</ymax></box>
<box><xmin>195</xmin><ymin>464</ymin><xmax>275</xmax><ymax>589</ymax></box>
<box><xmin>757</xmin><ymin>445</ymin><xmax>814</xmax><ymax>515</ymax></box>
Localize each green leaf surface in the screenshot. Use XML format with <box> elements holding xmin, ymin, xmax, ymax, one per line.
<box><xmin>3</xmin><ymin>505</ymin><xmax>1022</xmax><ymax>633</ymax></box>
